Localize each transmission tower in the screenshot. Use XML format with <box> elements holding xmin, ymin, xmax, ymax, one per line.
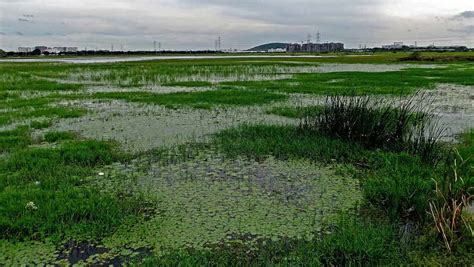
<box><xmin>307</xmin><ymin>33</ymin><xmax>312</xmax><ymax>44</ymax></box>
<box><xmin>218</xmin><ymin>36</ymin><xmax>221</xmax><ymax>51</ymax></box>
<box><xmin>316</xmin><ymin>30</ymin><xmax>321</xmax><ymax>43</ymax></box>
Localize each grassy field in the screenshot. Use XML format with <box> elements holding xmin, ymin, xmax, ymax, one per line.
<box><xmin>0</xmin><ymin>52</ymin><xmax>472</xmax><ymax>265</ymax></box>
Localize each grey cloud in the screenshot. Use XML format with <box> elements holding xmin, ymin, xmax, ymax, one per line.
<box><xmin>451</xmin><ymin>11</ymin><xmax>474</xmax><ymax>20</ymax></box>
<box><xmin>458</xmin><ymin>11</ymin><xmax>474</xmax><ymax>18</ymax></box>
<box><xmin>0</xmin><ymin>0</ymin><xmax>472</xmax><ymax>51</ymax></box>
<box><xmin>176</xmin><ymin>0</ymin><xmax>383</xmax><ymax>26</ymax></box>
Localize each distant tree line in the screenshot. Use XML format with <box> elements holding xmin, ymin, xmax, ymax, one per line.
<box><xmin>1</xmin><ymin>50</ymin><xmax>222</xmax><ymax>57</ymax></box>
<box><xmin>370</xmin><ymin>46</ymin><xmax>470</xmax><ymax>52</ymax></box>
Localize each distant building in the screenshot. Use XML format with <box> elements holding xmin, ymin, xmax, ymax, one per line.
<box><xmin>268</xmin><ymin>48</ymin><xmax>286</xmax><ymax>53</ymax></box>
<box><xmin>54</xmin><ymin>47</ymin><xmax>78</xmax><ymax>53</ymax></box>
<box><xmin>422</xmin><ymin>45</ymin><xmax>468</xmax><ymax>52</ymax></box>
<box><xmin>286</xmin><ymin>43</ymin><xmax>302</xmax><ymax>52</ymax></box>
<box><xmin>54</xmin><ymin>47</ymin><xmax>67</xmax><ymax>53</ymax></box>
<box><xmin>286</xmin><ymin>42</ymin><xmax>344</xmax><ymax>53</ymax></box>
<box><xmin>18</xmin><ymin>47</ymin><xmax>32</xmax><ymax>53</ymax></box>
<box><xmin>45</xmin><ymin>47</ymin><xmax>58</xmax><ymax>54</ymax></box>
<box><xmin>382</xmin><ymin>42</ymin><xmax>404</xmax><ymax>49</ymax></box>
<box><xmin>66</xmin><ymin>47</ymin><xmax>78</xmax><ymax>52</ymax></box>
<box><xmin>17</xmin><ymin>46</ymin><xmax>78</xmax><ymax>54</ymax></box>
<box><xmin>35</xmin><ymin>46</ymin><xmax>48</xmax><ymax>52</ymax></box>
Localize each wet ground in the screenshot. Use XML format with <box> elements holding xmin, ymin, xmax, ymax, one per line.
<box><xmin>41</xmin><ymin>83</ymin><xmax>474</xmax><ymax>152</ymax></box>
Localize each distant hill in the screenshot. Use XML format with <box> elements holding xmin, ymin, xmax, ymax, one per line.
<box><xmin>247</xmin><ymin>43</ymin><xmax>288</xmax><ymax>52</ymax></box>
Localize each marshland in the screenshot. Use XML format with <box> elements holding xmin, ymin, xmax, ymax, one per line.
<box><xmin>0</xmin><ymin>52</ymin><xmax>473</xmax><ymax>265</ymax></box>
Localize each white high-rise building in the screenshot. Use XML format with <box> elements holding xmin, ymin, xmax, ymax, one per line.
<box><xmin>18</xmin><ymin>47</ymin><xmax>32</xmax><ymax>53</ymax></box>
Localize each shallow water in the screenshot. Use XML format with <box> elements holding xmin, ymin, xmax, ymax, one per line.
<box><xmin>50</xmin><ymin>100</ymin><xmax>294</xmax><ymax>152</ymax></box>
<box><xmin>0</xmin><ymin>55</ymin><xmax>346</xmax><ymax>64</ymax></box>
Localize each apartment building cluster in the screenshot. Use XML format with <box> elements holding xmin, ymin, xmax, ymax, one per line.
<box><xmin>18</xmin><ymin>46</ymin><xmax>78</xmax><ymax>53</ymax></box>
<box><xmin>286</xmin><ymin>42</ymin><xmax>344</xmax><ymax>53</ymax></box>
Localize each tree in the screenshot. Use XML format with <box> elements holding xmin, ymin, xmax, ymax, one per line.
<box><xmin>31</xmin><ymin>49</ymin><xmax>42</xmax><ymax>55</ymax></box>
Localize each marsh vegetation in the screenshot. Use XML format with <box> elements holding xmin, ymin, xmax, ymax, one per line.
<box><xmin>0</xmin><ymin>53</ymin><xmax>472</xmax><ymax>265</ymax></box>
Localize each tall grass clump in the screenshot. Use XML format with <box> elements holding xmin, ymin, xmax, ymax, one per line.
<box><xmin>428</xmin><ymin>149</ymin><xmax>473</xmax><ymax>252</ymax></box>
<box><xmin>302</xmin><ymin>92</ymin><xmax>446</xmax><ymax>164</ymax></box>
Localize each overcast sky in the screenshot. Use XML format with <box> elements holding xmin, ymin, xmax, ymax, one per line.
<box><xmin>0</xmin><ymin>0</ymin><xmax>473</xmax><ymax>51</ymax></box>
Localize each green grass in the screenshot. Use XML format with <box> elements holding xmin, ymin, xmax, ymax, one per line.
<box><xmin>0</xmin><ymin>72</ymin><xmax>82</xmax><ymax>92</ymax></box>
<box><xmin>0</xmin><ymin>92</ymin><xmax>20</xmax><ymax>101</ymax></box>
<box><xmin>303</xmin><ymin>94</ymin><xmax>445</xmax><ymax>164</ymax></box>
<box><xmin>312</xmin><ymin>216</ymin><xmax>400</xmax><ymax>265</ymax></box>
<box><xmin>93</xmin><ymin>89</ymin><xmax>287</xmax><ymax>108</ymax></box>
<box><xmin>0</xmin><ymin>126</ymin><xmax>31</xmax><ymax>153</ymax></box>
<box><xmin>362</xmin><ymin>152</ymin><xmax>436</xmax><ymax>219</ymax></box>
<box><xmin>214</xmin><ymin>124</ymin><xmax>438</xmax><ymax>219</ymax></box>
<box><xmin>141</xmin><ymin>216</ymin><xmax>401</xmax><ymax>266</ymax></box>
<box><xmin>266</xmin><ymin>105</ymin><xmax>323</xmax><ymax>118</ymax></box>
<box><xmin>162</xmin><ymin>81</ymin><xmax>214</xmax><ymax>87</ymax></box>
<box><xmin>220</xmin><ymin>65</ymin><xmax>474</xmax><ymax>95</ymax></box>
<box><xmin>456</xmin><ymin>129</ymin><xmax>474</xmax><ymax>186</ymax></box>
<box><xmin>214</xmin><ymin>124</ymin><xmax>368</xmax><ymax>163</ymax></box>
<box><xmin>43</xmin><ymin>131</ymin><xmax>77</xmax><ymax>143</ymax></box>
<box><xmin>29</xmin><ymin>120</ymin><xmax>53</xmax><ymax>130</ymax></box>
<box><xmin>221</xmin><ymin>71</ymin><xmax>430</xmax><ymax>95</ymax></box>
<box><xmin>0</xmin><ymin>106</ymin><xmax>87</xmax><ymax>127</ymax></box>
<box><xmin>0</xmin><ymin>130</ymin><xmax>141</xmax><ymax>243</ymax></box>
